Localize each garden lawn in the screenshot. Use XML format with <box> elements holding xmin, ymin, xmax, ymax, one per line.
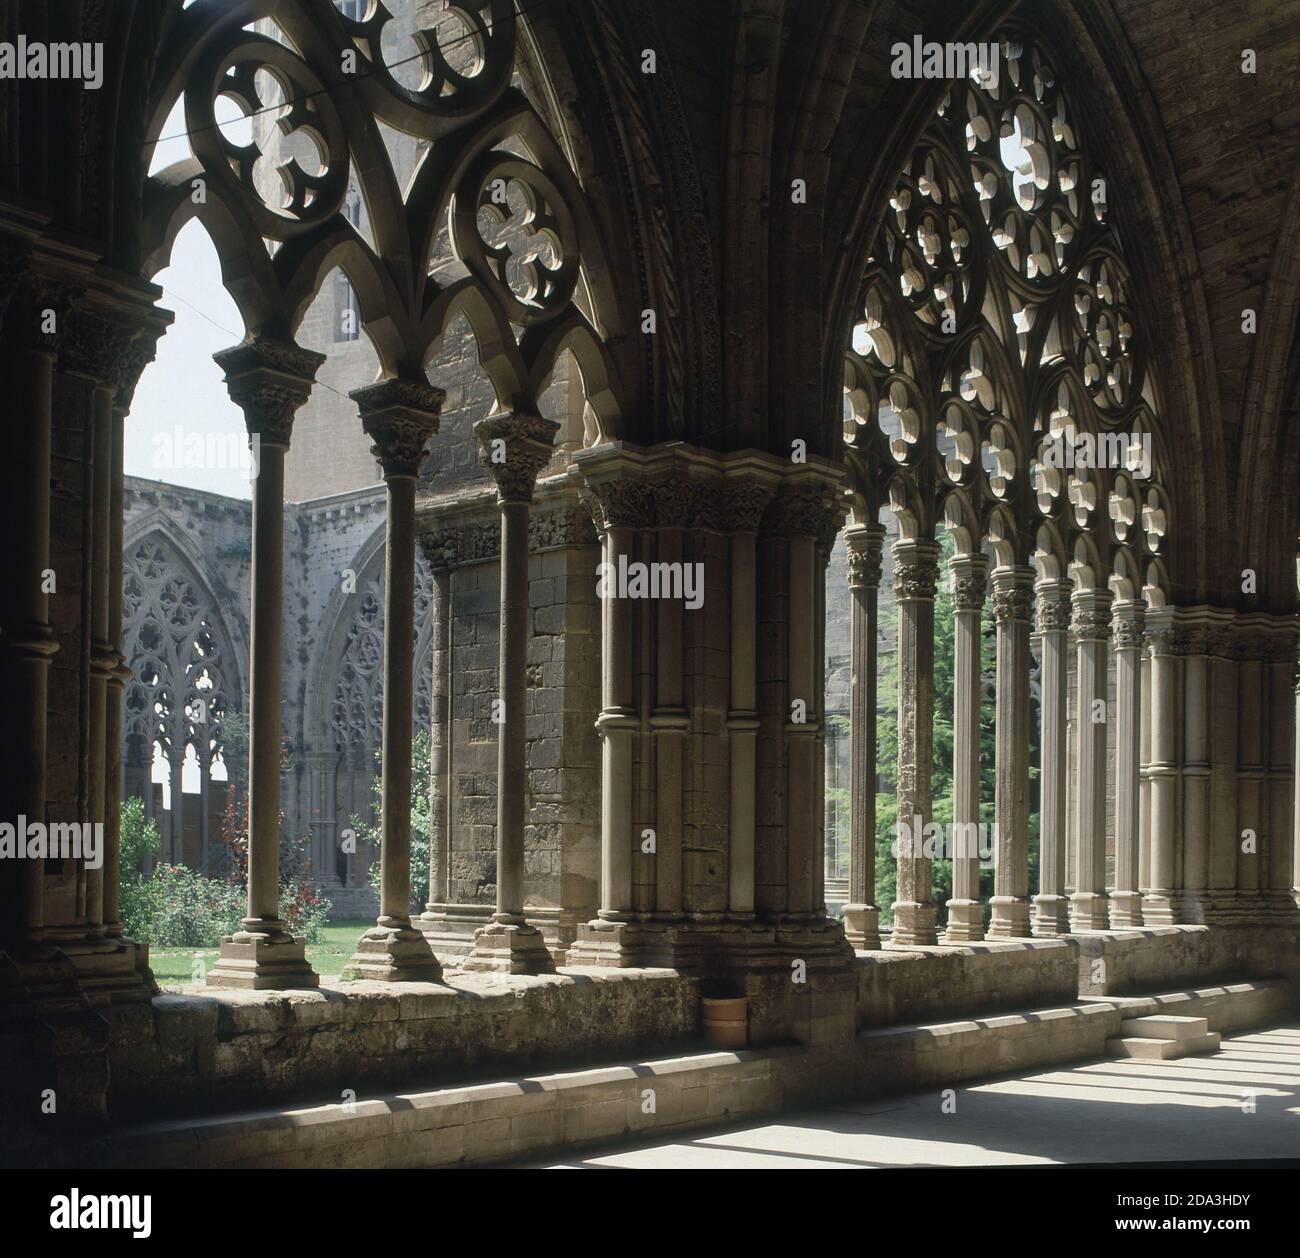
<box><xmin>147</xmin><ymin>920</ymin><xmax>373</xmax><ymax>987</ymax></box>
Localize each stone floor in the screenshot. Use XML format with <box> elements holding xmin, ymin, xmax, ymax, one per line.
<box><xmin>531</xmin><ymin>1024</ymin><xmax>1300</xmax><ymax>1168</ymax></box>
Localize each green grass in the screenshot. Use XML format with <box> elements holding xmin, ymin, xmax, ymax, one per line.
<box><xmin>147</xmin><ymin>919</ymin><xmax>373</xmax><ymax>986</ymax></box>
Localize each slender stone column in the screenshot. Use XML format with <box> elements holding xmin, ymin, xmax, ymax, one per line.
<box><xmin>987</xmin><ymin>565</ymin><xmax>1035</xmax><ymax>937</ymax></box>
<box><xmin>843</xmin><ymin>524</ymin><xmax>885</xmax><ymax>949</ymax></box>
<box><xmin>61</xmin><ymin>306</ymin><xmax>140</xmax><ymax>935</ymax></box>
<box><xmin>945</xmin><ymin>553</ymin><xmax>988</xmax><ymax>943</ymax></box>
<box><xmin>1143</xmin><ymin>616</ymin><xmax>1178</xmax><ymax>924</ymax></box>
<box><xmin>347</xmin><ymin>380</ymin><xmax>445</xmax><ymax>982</ymax></box>
<box><xmin>1109</xmin><ymin>601</ymin><xmax>1145</xmax><ymax>926</ymax></box>
<box><xmin>1032</xmin><ymin>579</ymin><xmax>1072</xmax><ymax>935</ymax></box>
<box><xmin>463</xmin><ymin>412</ymin><xmax>558</xmax><ymax>975</ymax></box>
<box><xmin>1069</xmin><ymin>588</ymin><xmax>1112</xmax><ymax>930</ymax></box>
<box><xmin>0</xmin><ymin>277</ymin><xmax>64</xmax><ymax>951</ymax></box>
<box><xmin>891</xmin><ymin>539</ymin><xmax>941</xmax><ymax>947</ymax></box>
<box><xmin>570</xmin><ymin>476</ymin><xmax>650</xmax><ymax>962</ymax></box>
<box><xmin>419</xmin><ymin>533</ymin><xmax>455</xmax><ymax>915</ymax></box>
<box><xmin>725</xmin><ymin>484</ymin><xmax>772</xmax><ymax>920</ymax></box>
<box><xmin>207</xmin><ymin>338</ymin><xmax>324</xmax><ymax>990</ymax></box>
<box><xmin>1265</xmin><ymin>632</ymin><xmax>1297</xmax><ymax>919</ymax></box>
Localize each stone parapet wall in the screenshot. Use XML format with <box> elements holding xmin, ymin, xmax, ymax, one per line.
<box><xmin>854</xmin><ymin>939</ymin><xmax>1080</xmax><ymax>1029</ymax></box>
<box><xmin>1071</xmin><ymin>924</ymin><xmax>1300</xmax><ymax>997</ymax></box>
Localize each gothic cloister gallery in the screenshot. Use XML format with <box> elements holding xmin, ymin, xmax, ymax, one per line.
<box><xmin>1</xmin><ymin>0</ymin><xmax>1299</xmax><ymax>1190</ymax></box>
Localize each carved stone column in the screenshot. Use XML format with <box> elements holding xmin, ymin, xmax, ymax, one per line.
<box><xmin>725</xmin><ymin>482</ymin><xmax>774</xmax><ymax>922</ymax></box>
<box><xmin>988</xmin><ymin>564</ymin><xmax>1035</xmax><ymax>938</ymax></box>
<box><xmin>569</xmin><ymin>475</ymin><xmax>650</xmax><ymax>962</ymax></box>
<box><xmin>61</xmin><ymin>305</ymin><xmax>137</xmax><ymax>937</ymax></box>
<box><xmin>890</xmin><ymin>539</ymin><xmax>941</xmax><ymax>947</ymax></box>
<box><xmin>1143</xmin><ymin>614</ymin><xmax>1178</xmax><ymax>924</ymax></box>
<box><xmin>1109</xmin><ymin>601</ymin><xmax>1145</xmax><ymax>926</ymax></box>
<box><xmin>1069</xmin><ymin>588</ymin><xmax>1112</xmax><ymax>930</ymax></box>
<box><xmin>463</xmin><ymin>412</ymin><xmax>558</xmax><ymax>975</ymax></box>
<box><xmin>347</xmin><ymin>379</ymin><xmax>445</xmax><ymax>983</ymax></box>
<box><xmin>1032</xmin><ymin>579</ymin><xmax>1072</xmax><ymax>936</ymax></box>
<box><xmin>419</xmin><ymin>528</ymin><xmax>456</xmax><ymax>917</ymax></box>
<box><xmin>843</xmin><ymin>524</ymin><xmax>885</xmax><ymax>949</ymax></box>
<box><xmin>945</xmin><ymin>552</ymin><xmax>988</xmax><ymax>943</ymax></box>
<box><xmin>0</xmin><ymin>275</ymin><xmax>65</xmax><ymax>951</ymax></box>
<box><xmin>207</xmin><ymin>338</ymin><xmax>324</xmax><ymax>990</ymax></box>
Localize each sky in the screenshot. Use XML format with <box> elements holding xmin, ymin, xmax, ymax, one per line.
<box><xmin>128</xmin><ymin>99</ymin><xmax>257</xmax><ymax>500</ymax></box>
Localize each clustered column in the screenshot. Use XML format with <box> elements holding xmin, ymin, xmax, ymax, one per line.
<box><xmin>347</xmin><ymin>379</ymin><xmax>445</xmax><ymax>983</ymax></box>
<box><xmin>463</xmin><ymin>412</ymin><xmax>559</xmax><ymax>974</ymax></box>
<box><xmin>208</xmin><ymin>337</ymin><xmax>325</xmax><ymax>990</ymax></box>
<box><xmin>988</xmin><ymin>564</ymin><xmax>1035</xmax><ymax>938</ymax></box>
<box><xmin>1069</xmin><ymin>587</ymin><xmax>1112</xmax><ymax>931</ymax></box>
<box><xmin>890</xmin><ymin>538</ymin><xmax>941</xmax><ymax>947</ymax></box>
<box><xmin>945</xmin><ymin>552</ymin><xmax>987</xmax><ymax>943</ymax></box>
<box><xmin>842</xmin><ymin>524</ymin><xmax>885</xmax><ymax>949</ymax></box>
<box><xmin>1110</xmin><ymin>600</ymin><xmax>1145</xmax><ymax>926</ymax></box>
<box><xmin>1031</xmin><ymin>578</ymin><xmax>1072</xmax><ymax>935</ymax></box>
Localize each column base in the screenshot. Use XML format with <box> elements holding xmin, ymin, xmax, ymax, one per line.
<box><xmin>842</xmin><ymin>903</ymin><xmax>881</xmax><ymax>950</ymax></box>
<box><xmin>943</xmin><ymin>900</ymin><xmax>985</xmax><ymax>943</ymax></box>
<box><xmin>889</xmin><ymin>901</ymin><xmax>938</xmax><ymax>947</ymax></box>
<box><xmin>1140</xmin><ymin>892</ymin><xmax>1176</xmax><ymax>925</ymax></box>
<box><xmin>986</xmin><ymin>896</ymin><xmax>1032</xmax><ymax>939</ymax></box>
<box><xmin>1068</xmin><ymin>892</ymin><xmax>1110</xmax><ymax>932</ymax></box>
<box><xmin>207</xmin><ymin>926</ymin><xmax>320</xmax><ymax>991</ymax></box>
<box><xmin>57</xmin><ymin>936</ymin><xmax>157</xmax><ymax>1005</ymax></box>
<box><xmin>1031</xmin><ymin>894</ymin><xmax>1071</xmax><ymax>937</ymax></box>
<box><xmin>345</xmin><ymin>922</ymin><xmax>442</xmax><ymax>983</ymax></box>
<box><xmin>1108</xmin><ymin>891</ymin><xmax>1144</xmax><ymax>928</ymax></box>
<box><xmin>460</xmin><ymin>921</ymin><xmax>555</xmax><ymax>975</ymax></box>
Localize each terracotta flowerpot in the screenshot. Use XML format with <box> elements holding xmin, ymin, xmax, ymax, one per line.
<box><xmin>702</xmin><ymin>995</ymin><xmax>749</xmax><ymax>1048</ymax></box>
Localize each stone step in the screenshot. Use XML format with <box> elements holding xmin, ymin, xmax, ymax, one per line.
<box><xmin>1107</xmin><ymin>1031</ymin><xmax>1221</xmax><ymax>1060</ymax></box>
<box><xmin>1119</xmin><ymin>1014</ymin><xmax>1209</xmax><ymax>1042</ymax></box>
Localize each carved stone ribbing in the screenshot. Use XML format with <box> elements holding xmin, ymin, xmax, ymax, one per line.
<box><xmin>475</xmin><ymin>412</ymin><xmax>559</xmax><ymax>503</ymax></box>
<box><xmin>214</xmin><ymin>338</ymin><xmax>326</xmax><ymax>447</ymax></box>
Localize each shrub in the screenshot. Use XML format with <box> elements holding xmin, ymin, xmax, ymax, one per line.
<box><xmin>361</xmin><ymin>729</ymin><xmax>433</xmax><ymax>913</ymax></box>
<box><xmin>120</xmin><ymin>862</ymin><xmax>245</xmax><ymax>947</ymax></box>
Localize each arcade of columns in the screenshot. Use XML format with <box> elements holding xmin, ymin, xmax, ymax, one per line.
<box><xmin>2</xmin><ymin>2</ymin><xmax>1298</xmax><ymax>1018</ymax></box>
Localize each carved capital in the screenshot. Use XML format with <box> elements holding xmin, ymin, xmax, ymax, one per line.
<box><xmin>1111</xmin><ymin>606</ymin><xmax>1146</xmax><ymax>650</ymax></box>
<box><xmin>950</xmin><ymin>556</ymin><xmax>990</xmax><ymax>612</ymax></box>
<box><xmin>647</xmin><ymin>475</ymin><xmax>696</xmax><ymax>527</ymax></box>
<box><xmin>846</xmin><ymin>527</ymin><xmax>885</xmax><ymax>591</ymax></box>
<box><xmin>214</xmin><ymin>338</ymin><xmax>325</xmax><ymax>447</ymax></box>
<box><xmin>475</xmin><ymin>412</ymin><xmax>559</xmax><ymax>503</ymax></box>
<box><xmin>991</xmin><ymin>567</ymin><xmax>1034</xmax><ymax>624</ymax></box>
<box><xmin>892</xmin><ymin>542</ymin><xmax>941</xmax><ymax>601</ymax></box>
<box><xmin>62</xmin><ymin>306</ymin><xmax>141</xmax><ymax>387</ymax></box>
<box><xmin>722</xmin><ymin>481</ymin><xmax>775</xmax><ymax>533</ymax></box>
<box><xmin>531</xmin><ymin>502</ymin><xmax>598</xmax><ymax>550</ymax></box>
<box><xmin>1071</xmin><ymin>599</ymin><xmax>1112</xmax><ymax>642</ymax></box>
<box><xmin>765</xmin><ymin>487</ymin><xmax>844</xmax><ymax>545</ymax></box>
<box><xmin>585</xmin><ymin>477</ymin><xmax>653</xmax><ymax>531</ymax></box>
<box><xmin>355</xmin><ymin>378</ymin><xmax>445</xmax><ymax>479</ymax></box>
<box><xmin>1034</xmin><ymin>581</ymin><xmax>1073</xmax><ymax>634</ymax></box>
<box><xmin>418</xmin><ymin>526</ymin><xmax>462</xmax><ymax>571</ymax></box>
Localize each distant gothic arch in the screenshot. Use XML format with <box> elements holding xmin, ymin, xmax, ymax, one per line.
<box><xmin>120</xmin><ymin>523</ymin><xmax>247</xmax><ymax>864</ymax></box>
